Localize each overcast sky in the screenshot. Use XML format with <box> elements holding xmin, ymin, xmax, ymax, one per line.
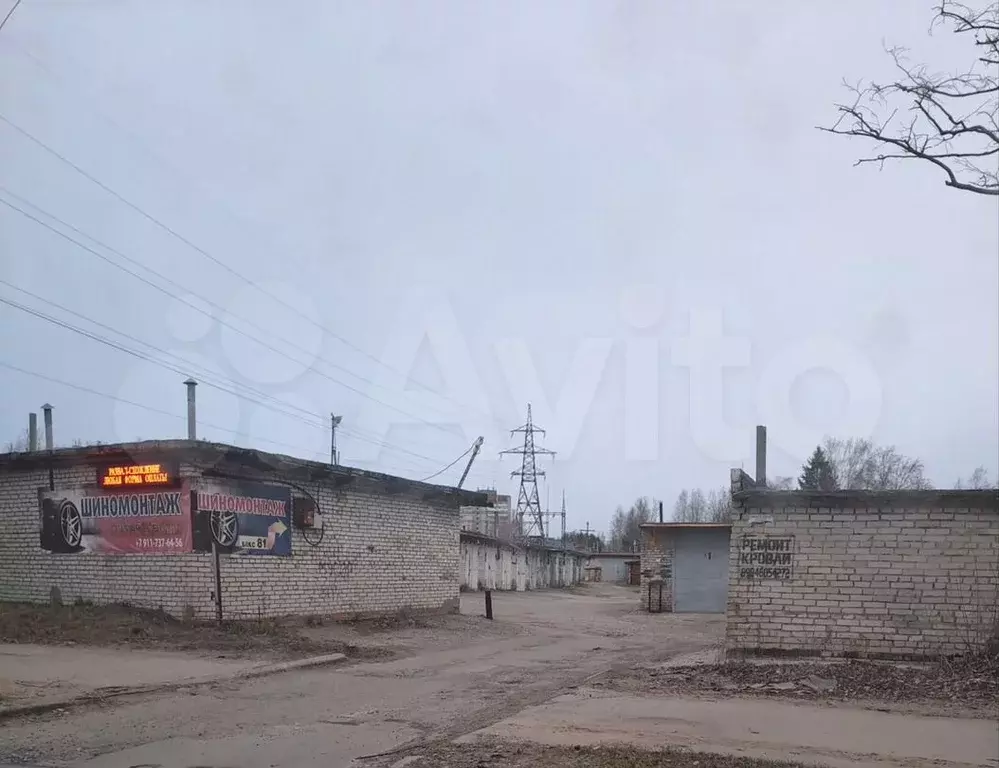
<box><xmin>1</xmin><ymin>0</ymin><xmax>996</xmax><ymax>535</ymax></box>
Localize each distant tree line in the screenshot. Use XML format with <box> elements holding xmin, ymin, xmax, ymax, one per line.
<box><xmin>800</xmin><ymin>437</ymin><xmax>934</xmax><ymax>491</ymax></box>
<box><xmin>669</xmin><ymin>436</ymin><xmax>996</xmax><ymax>525</ymax></box>
<box><xmin>4</xmin><ymin>428</ymin><xmax>98</xmax><ymax>452</ymax></box>
<box><xmin>607</xmin><ymin>496</ymin><xmax>657</xmax><ymax>551</ymax></box>
<box><xmin>564</xmin><ymin>530</ymin><xmax>605</xmax><ymax>552</ymax></box>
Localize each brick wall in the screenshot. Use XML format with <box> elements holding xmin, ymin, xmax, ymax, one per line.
<box><xmin>726</xmin><ymin>489</ymin><xmax>999</xmax><ymax>659</ymax></box>
<box><xmin>638</xmin><ymin>528</ymin><xmax>674</xmax><ymax>611</ymax></box>
<box><xmin>0</xmin><ymin>448</ymin><xmax>467</xmax><ymax>620</ymax></box>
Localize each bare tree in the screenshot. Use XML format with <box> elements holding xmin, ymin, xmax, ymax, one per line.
<box><xmin>673</xmin><ymin>486</ymin><xmax>730</xmax><ymax>522</ymax></box>
<box><xmin>608</xmin><ymin>505</ymin><xmax>626</xmax><ymax>548</ymax></box>
<box><xmin>3</xmin><ymin>429</ymin><xmax>100</xmax><ymax>453</ymax></box>
<box><xmin>822</xmin><ymin>437</ymin><xmax>874</xmax><ymax>489</ymax></box>
<box><xmin>823</xmin><ymin>437</ymin><xmax>933</xmax><ymax>490</ymax></box>
<box><xmin>706</xmin><ymin>486</ymin><xmax>733</xmax><ymax>523</ymax></box>
<box><xmin>822</xmin><ymin>1</ymin><xmax>999</xmax><ymax>195</ymax></box>
<box><xmin>4</xmin><ymin>429</ymin><xmax>29</xmax><ymax>453</ymax></box>
<box><xmin>672</xmin><ymin>490</ymin><xmax>692</xmax><ymax>521</ymax></box>
<box><xmin>689</xmin><ymin>488</ymin><xmax>707</xmax><ymax>521</ymax></box>
<box><xmin>608</xmin><ymin>498</ymin><xmax>653</xmax><ymax>550</ymax></box>
<box><xmin>955</xmin><ymin>466</ymin><xmax>998</xmax><ymax>488</ymax></box>
<box><xmin>767</xmin><ymin>476</ymin><xmax>795</xmax><ymax>491</ymax></box>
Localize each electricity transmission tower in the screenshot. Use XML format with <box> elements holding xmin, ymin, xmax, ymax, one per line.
<box><xmin>500</xmin><ymin>404</ymin><xmax>555</xmax><ymax>539</ymax></box>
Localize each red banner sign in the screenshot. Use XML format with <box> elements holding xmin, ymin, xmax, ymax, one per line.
<box><xmin>38</xmin><ymin>485</ymin><xmax>192</xmax><ymax>554</ymax></box>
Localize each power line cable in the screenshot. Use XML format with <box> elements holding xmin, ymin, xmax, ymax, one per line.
<box><xmin>0</xmin><ymin>0</ymin><xmax>23</xmax><ymax>35</ymax></box>
<box><xmin>0</xmin><ymin>276</ymin><xmax>410</xmax><ymax>452</ymax></box>
<box><xmin>0</xmin><ymin>359</ymin><xmax>325</xmax><ymax>459</ymax></box>
<box><xmin>0</xmin><ymin>293</ymin><xmax>444</xmax><ymax>466</ymax></box>
<box><xmin>0</xmin><ymin>192</ymin><xmax>468</xmax><ymax>438</ymax></box>
<box><xmin>1</xmin><ymin>358</ymin><xmax>433</xmax><ymax>478</ymax></box>
<box><xmin>0</xmin><ymin>268</ymin><xmax>435</xmax><ymax>458</ymax></box>
<box><xmin>419</xmin><ymin>444</ymin><xmax>474</xmax><ymax>483</ymax></box>
<box><xmin>0</xmin><ymin>184</ymin><xmax>465</xmax><ymax>426</ymax></box>
<box><xmin>1</xmin><ymin>360</ymin><xmax>479</xmax><ymax>482</ymax></box>
<box><xmin>0</xmin><ymin>293</ymin><xmax>331</xmax><ymax>432</ymax></box>
<box><xmin>0</xmin><ymin>110</ymin><xmax>507</xmax><ymax>429</ymax></box>
<box><xmin>0</xmin><ymin>278</ymin><xmax>327</xmax><ymax>426</ymax></box>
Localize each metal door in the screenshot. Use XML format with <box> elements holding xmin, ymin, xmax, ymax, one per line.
<box><xmin>672</xmin><ymin>528</ymin><xmax>729</xmax><ymax>613</ymax></box>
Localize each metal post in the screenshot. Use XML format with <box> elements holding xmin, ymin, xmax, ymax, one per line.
<box><xmin>484</xmin><ymin>589</ymin><xmax>493</xmax><ymax>620</ymax></box>
<box><xmin>28</xmin><ymin>412</ymin><xmax>37</xmax><ymax>452</ymax></box>
<box><xmin>456</xmin><ymin>436</ymin><xmax>484</xmax><ymax>489</ymax></box>
<box><xmin>331</xmin><ymin>414</ymin><xmax>342</xmax><ymax>466</ymax></box>
<box><xmin>755</xmin><ymin>425</ymin><xmax>767</xmax><ymax>487</ymax></box>
<box><xmin>213</xmin><ymin>541</ymin><xmax>223</xmax><ymax>625</ymax></box>
<box><xmin>184</xmin><ymin>379</ymin><xmax>197</xmax><ymax>440</ymax></box>
<box><xmin>41</xmin><ymin>404</ymin><xmax>53</xmax><ymax>490</ymax></box>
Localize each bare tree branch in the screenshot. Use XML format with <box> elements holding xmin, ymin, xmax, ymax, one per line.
<box><xmin>822</xmin><ymin>1</ymin><xmax>999</xmax><ymax>195</ymax></box>
<box><xmin>822</xmin><ymin>437</ymin><xmax>933</xmax><ymax>490</ymax></box>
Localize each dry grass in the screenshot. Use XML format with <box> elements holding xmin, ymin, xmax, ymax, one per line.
<box><xmin>602</xmin><ymin>653</ymin><xmax>999</xmax><ymax>712</ymax></box>
<box><xmin>0</xmin><ymin>601</ymin><xmax>386</xmax><ymax>660</ymax></box>
<box><xmin>406</xmin><ymin>740</ymin><xmax>812</xmax><ymax>768</ymax></box>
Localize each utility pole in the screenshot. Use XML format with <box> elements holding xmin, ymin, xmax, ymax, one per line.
<box><xmin>560</xmin><ymin>490</ymin><xmax>566</xmax><ymax>550</ymax></box>
<box><xmin>456</xmin><ymin>436</ymin><xmax>484</xmax><ymax>490</ymax></box>
<box><xmin>330</xmin><ymin>414</ymin><xmax>342</xmax><ymax>466</ymax></box>
<box><xmin>545</xmin><ymin>482</ymin><xmax>551</xmax><ymax>540</ymax></box>
<box><xmin>499</xmin><ymin>404</ymin><xmax>555</xmax><ymax>539</ymax></box>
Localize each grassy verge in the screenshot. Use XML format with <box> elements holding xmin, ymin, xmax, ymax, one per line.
<box><xmin>0</xmin><ymin>601</ymin><xmax>387</xmax><ymax>660</ymax></box>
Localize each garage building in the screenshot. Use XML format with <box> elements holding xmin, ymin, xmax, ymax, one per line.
<box><xmin>582</xmin><ymin>552</ymin><xmax>641</xmax><ymax>585</ymax></box>
<box><xmin>0</xmin><ymin>439</ymin><xmax>486</xmax><ymax>620</ymax></box>
<box><xmin>638</xmin><ymin>522</ymin><xmax>731</xmax><ymax>613</ymax></box>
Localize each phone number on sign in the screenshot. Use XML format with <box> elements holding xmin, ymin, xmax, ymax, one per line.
<box><xmin>135</xmin><ymin>537</ymin><xmax>186</xmax><ymax>549</ymax></box>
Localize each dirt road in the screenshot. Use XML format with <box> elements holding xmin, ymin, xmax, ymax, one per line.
<box><xmin>0</xmin><ymin>585</ymin><xmax>994</xmax><ymax>768</ymax></box>
<box><xmin>0</xmin><ymin>585</ymin><xmax>720</xmax><ymax>767</ymax></box>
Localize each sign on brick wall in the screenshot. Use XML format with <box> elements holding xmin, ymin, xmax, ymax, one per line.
<box><xmin>193</xmin><ymin>481</ymin><xmax>292</xmax><ymax>557</ymax></box>
<box><xmin>738</xmin><ymin>535</ymin><xmax>794</xmax><ymax>580</ymax></box>
<box><xmin>38</xmin><ymin>485</ymin><xmax>192</xmax><ymax>554</ymax></box>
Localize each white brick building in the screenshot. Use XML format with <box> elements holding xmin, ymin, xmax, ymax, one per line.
<box><xmin>726</xmin><ymin>476</ymin><xmax>999</xmax><ymax>659</ymax></box>
<box><xmin>0</xmin><ymin>440</ymin><xmax>487</xmax><ymax>620</ymax></box>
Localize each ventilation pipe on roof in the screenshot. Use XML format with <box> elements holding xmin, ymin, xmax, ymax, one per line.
<box><xmin>755</xmin><ymin>425</ymin><xmax>767</xmax><ymax>488</ymax></box>
<box><xmin>184</xmin><ymin>379</ymin><xmax>197</xmax><ymax>440</ymax></box>
<box><xmin>41</xmin><ymin>404</ymin><xmax>53</xmax><ymax>451</ymax></box>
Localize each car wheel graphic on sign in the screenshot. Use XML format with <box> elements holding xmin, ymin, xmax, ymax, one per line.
<box><xmin>210</xmin><ymin>509</ymin><xmax>239</xmax><ymax>553</ymax></box>
<box><xmin>40</xmin><ymin>497</ymin><xmax>85</xmax><ymax>553</ymax></box>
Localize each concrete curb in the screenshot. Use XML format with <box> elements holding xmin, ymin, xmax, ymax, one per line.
<box><xmin>0</xmin><ymin>652</ymin><xmax>346</xmax><ymax>722</ymax></box>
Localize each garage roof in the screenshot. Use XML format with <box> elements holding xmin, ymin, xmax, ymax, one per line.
<box><xmin>639</xmin><ymin>522</ymin><xmax>732</xmax><ymax>529</ymax></box>
<box><xmin>0</xmin><ymin>438</ymin><xmax>488</xmax><ymax>505</ymax></box>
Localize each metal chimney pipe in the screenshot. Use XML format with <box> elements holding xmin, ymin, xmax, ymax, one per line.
<box><xmin>184</xmin><ymin>379</ymin><xmax>197</xmax><ymax>440</ymax></box>
<box><xmin>41</xmin><ymin>404</ymin><xmax>53</xmax><ymax>450</ymax></box>
<box><xmin>28</xmin><ymin>412</ymin><xmax>38</xmax><ymax>452</ymax></box>
<box><xmin>658</xmin><ymin>500</ymin><xmax>663</xmax><ymax>523</ymax></box>
<box><xmin>755</xmin><ymin>425</ymin><xmax>767</xmax><ymax>488</ymax></box>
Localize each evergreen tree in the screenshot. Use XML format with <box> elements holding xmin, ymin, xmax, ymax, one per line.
<box><xmin>799</xmin><ymin>446</ymin><xmax>839</xmax><ymax>491</ymax></box>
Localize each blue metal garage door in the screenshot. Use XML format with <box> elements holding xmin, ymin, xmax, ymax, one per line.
<box><xmin>672</xmin><ymin>528</ymin><xmax>730</xmax><ymax>613</ymax></box>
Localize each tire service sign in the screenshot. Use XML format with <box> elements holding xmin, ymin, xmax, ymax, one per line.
<box><xmin>38</xmin><ymin>486</ymin><xmax>193</xmax><ymax>554</ymax></box>
<box><xmin>193</xmin><ymin>481</ymin><xmax>292</xmax><ymax>556</ymax></box>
